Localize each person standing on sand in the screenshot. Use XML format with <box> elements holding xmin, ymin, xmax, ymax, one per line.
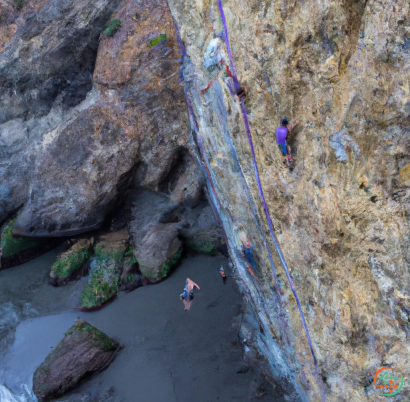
<box><xmin>180</xmin><ymin>278</ymin><xmax>200</xmax><ymax>301</ymax></box>
<box><xmin>180</xmin><ymin>278</ymin><xmax>200</xmax><ymax>311</ymax></box>
<box><xmin>220</xmin><ymin>265</ymin><xmax>227</xmax><ymax>283</ymax></box>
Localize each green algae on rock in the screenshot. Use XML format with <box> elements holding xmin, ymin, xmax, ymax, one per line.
<box><xmin>33</xmin><ymin>319</ymin><xmax>119</xmax><ymax>401</ymax></box>
<box><xmin>159</xmin><ymin>246</ymin><xmax>182</xmax><ymax>278</ymax></box>
<box><xmin>50</xmin><ymin>239</ymin><xmax>92</xmax><ymax>281</ymax></box>
<box><xmin>184</xmin><ymin>236</ymin><xmax>219</xmax><ymax>256</ymax></box>
<box><xmin>147</xmin><ymin>33</ymin><xmax>167</xmax><ymax>48</ymax></box>
<box><xmin>103</xmin><ymin>19</ymin><xmax>122</xmax><ymax>37</ymax></box>
<box><xmin>66</xmin><ymin>319</ymin><xmax>117</xmax><ymax>351</ymax></box>
<box><xmin>80</xmin><ymin>230</ymin><xmax>128</xmax><ymax>309</ymax></box>
<box><xmin>1</xmin><ymin>217</ymin><xmax>43</xmax><ymax>260</ymax></box>
<box><xmin>80</xmin><ymin>262</ymin><xmax>120</xmax><ymax>309</ymax></box>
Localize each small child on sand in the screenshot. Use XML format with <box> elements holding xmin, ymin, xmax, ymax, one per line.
<box><xmin>220</xmin><ymin>265</ymin><xmax>227</xmax><ymax>283</ymax></box>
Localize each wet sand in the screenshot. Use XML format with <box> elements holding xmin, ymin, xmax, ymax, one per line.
<box><xmin>0</xmin><ymin>249</ymin><xmax>278</xmax><ymax>401</ymax></box>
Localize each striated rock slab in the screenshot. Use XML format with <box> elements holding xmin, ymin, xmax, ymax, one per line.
<box><xmin>32</xmin><ymin>319</ymin><xmax>120</xmax><ymax>402</ymax></box>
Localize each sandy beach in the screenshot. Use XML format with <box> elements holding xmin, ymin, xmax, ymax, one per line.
<box><xmin>0</xmin><ymin>248</ymin><xmax>279</xmax><ymax>401</ymax></box>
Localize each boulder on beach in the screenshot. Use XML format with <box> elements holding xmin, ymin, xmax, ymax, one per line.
<box><xmin>178</xmin><ymin>205</ymin><xmax>223</xmax><ymax>255</ymax></box>
<box><xmin>134</xmin><ymin>223</ymin><xmax>182</xmax><ymax>280</ymax></box>
<box><xmin>49</xmin><ymin>239</ymin><xmax>93</xmax><ymax>286</ymax></box>
<box><xmin>32</xmin><ymin>319</ymin><xmax>120</xmax><ymax>402</ymax></box>
<box><xmin>80</xmin><ymin>230</ymin><xmax>128</xmax><ymax>309</ymax></box>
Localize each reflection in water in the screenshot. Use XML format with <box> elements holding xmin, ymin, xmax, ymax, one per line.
<box><xmin>0</xmin><ymin>303</ymin><xmax>19</xmax><ymax>352</ymax></box>
<box><xmin>182</xmin><ymin>298</ymin><xmax>193</xmax><ymax>311</ymax></box>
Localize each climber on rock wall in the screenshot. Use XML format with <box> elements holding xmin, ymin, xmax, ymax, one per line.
<box><xmin>276</xmin><ymin>117</ymin><xmax>298</xmax><ymax>161</ymax></box>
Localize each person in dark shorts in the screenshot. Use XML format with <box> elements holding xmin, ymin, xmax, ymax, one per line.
<box><xmin>180</xmin><ymin>278</ymin><xmax>200</xmax><ymax>301</ymax></box>
<box><xmin>276</xmin><ymin>117</ymin><xmax>290</xmax><ymax>156</ymax></box>
<box><xmin>276</xmin><ymin>117</ymin><xmax>299</xmax><ymax>160</ymax></box>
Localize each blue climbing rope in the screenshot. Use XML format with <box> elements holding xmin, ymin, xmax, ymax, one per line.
<box><xmin>217</xmin><ymin>0</ymin><xmax>318</xmax><ymax>367</ymax></box>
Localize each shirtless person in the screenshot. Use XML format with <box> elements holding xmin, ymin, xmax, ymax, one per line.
<box><xmin>180</xmin><ymin>278</ymin><xmax>200</xmax><ymax>311</ymax></box>
<box><xmin>180</xmin><ymin>278</ymin><xmax>200</xmax><ymax>300</ymax></box>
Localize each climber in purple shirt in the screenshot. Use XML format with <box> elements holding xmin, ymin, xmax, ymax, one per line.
<box><xmin>276</xmin><ymin>118</ymin><xmax>290</xmax><ymax>156</ymax></box>
<box><xmin>276</xmin><ymin>117</ymin><xmax>298</xmax><ymax>159</ymax></box>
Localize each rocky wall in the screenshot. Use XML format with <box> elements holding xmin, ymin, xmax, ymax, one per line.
<box><xmin>1</xmin><ymin>0</ymin><xmax>409</xmax><ymax>400</ymax></box>
<box><xmin>167</xmin><ymin>0</ymin><xmax>410</xmax><ymax>400</ymax></box>
<box><xmin>0</xmin><ymin>0</ymin><xmax>204</xmax><ymax>237</ymax></box>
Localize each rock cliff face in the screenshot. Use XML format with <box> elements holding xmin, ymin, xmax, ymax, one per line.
<box><xmin>1</xmin><ymin>0</ymin><xmax>409</xmax><ymax>400</ymax></box>
<box><xmin>0</xmin><ymin>0</ymin><xmax>199</xmax><ymax>237</ymax></box>
<box><xmin>168</xmin><ymin>0</ymin><xmax>410</xmax><ymax>400</ymax></box>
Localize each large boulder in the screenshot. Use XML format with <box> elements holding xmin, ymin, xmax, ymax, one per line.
<box><xmin>7</xmin><ymin>0</ymin><xmax>192</xmax><ymax>237</ymax></box>
<box><xmin>80</xmin><ymin>230</ymin><xmax>128</xmax><ymax>309</ymax></box>
<box><xmin>178</xmin><ymin>205</ymin><xmax>223</xmax><ymax>255</ymax></box>
<box><xmin>0</xmin><ymin>0</ymin><xmax>122</xmax><ymax>226</ymax></box>
<box><xmin>134</xmin><ymin>223</ymin><xmax>182</xmax><ymax>280</ymax></box>
<box><xmin>127</xmin><ymin>188</ymin><xmax>179</xmax><ymax>237</ymax></box>
<box><xmin>49</xmin><ymin>239</ymin><xmax>93</xmax><ymax>286</ymax></box>
<box><xmin>126</xmin><ymin>189</ymin><xmax>185</xmax><ymax>279</ymax></box>
<box><xmin>33</xmin><ymin>319</ymin><xmax>120</xmax><ymax>402</ymax></box>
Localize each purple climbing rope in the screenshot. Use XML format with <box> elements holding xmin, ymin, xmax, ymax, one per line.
<box><xmin>217</xmin><ymin>0</ymin><xmax>240</xmax><ymax>92</ymax></box>
<box><xmin>217</xmin><ymin>0</ymin><xmax>318</xmax><ymax>367</ymax></box>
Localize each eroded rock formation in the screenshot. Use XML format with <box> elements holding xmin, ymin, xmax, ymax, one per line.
<box><xmin>32</xmin><ymin>319</ymin><xmax>120</xmax><ymax>401</ymax></box>
<box><xmin>1</xmin><ymin>0</ymin><xmax>409</xmax><ymax>400</ymax></box>
<box><xmin>168</xmin><ymin>0</ymin><xmax>410</xmax><ymax>400</ymax></box>
<box><xmin>1</xmin><ymin>0</ymin><xmax>199</xmax><ymax>237</ymax></box>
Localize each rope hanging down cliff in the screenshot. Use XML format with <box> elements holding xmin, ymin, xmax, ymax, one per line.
<box><xmin>217</xmin><ymin>0</ymin><xmax>318</xmax><ymax>367</ymax></box>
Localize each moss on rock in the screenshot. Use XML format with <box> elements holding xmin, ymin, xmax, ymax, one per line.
<box><xmin>51</xmin><ymin>239</ymin><xmax>92</xmax><ymax>279</ymax></box>
<box><xmin>103</xmin><ymin>19</ymin><xmax>122</xmax><ymax>37</ymax></box>
<box><xmin>80</xmin><ymin>260</ymin><xmax>120</xmax><ymax>308</ymax></box>
<box><xmin>148</xmin><ymin>34</ymin><xmax>167</xmax><ymax>48</ymax></box>
<box><xmin>33</xmin><ymin>318</ymin><xmax>119</xmax><ymax>401</ymax></box>
<box><xmin>80</xmin><ymin>230</ymin><xmax>128</xmax><ymax>308</ymax></box>
<box><xmin>184</xmin><ymin>238</ymin><xmax>218</xmax><ymax>256</ymax></box>
<box><xmin>67</xmin><ymin>319</ymin><xmax>117</xmax><ymax>351</ymax></box>
<box><xmin>94</xmin><ymin>242</ymin><xmax>124</xmax><ymax>264</ymax></box>
<box><xmin>1</xmin><ymin>217</ymin><xmax>43</xmax><ymax>259</ymax></box>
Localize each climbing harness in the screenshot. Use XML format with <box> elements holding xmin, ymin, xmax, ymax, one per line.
<box><xmin>217</xmin><ymin>0</ymin><xmax>318</xmax><ymax>368</ymax></box>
